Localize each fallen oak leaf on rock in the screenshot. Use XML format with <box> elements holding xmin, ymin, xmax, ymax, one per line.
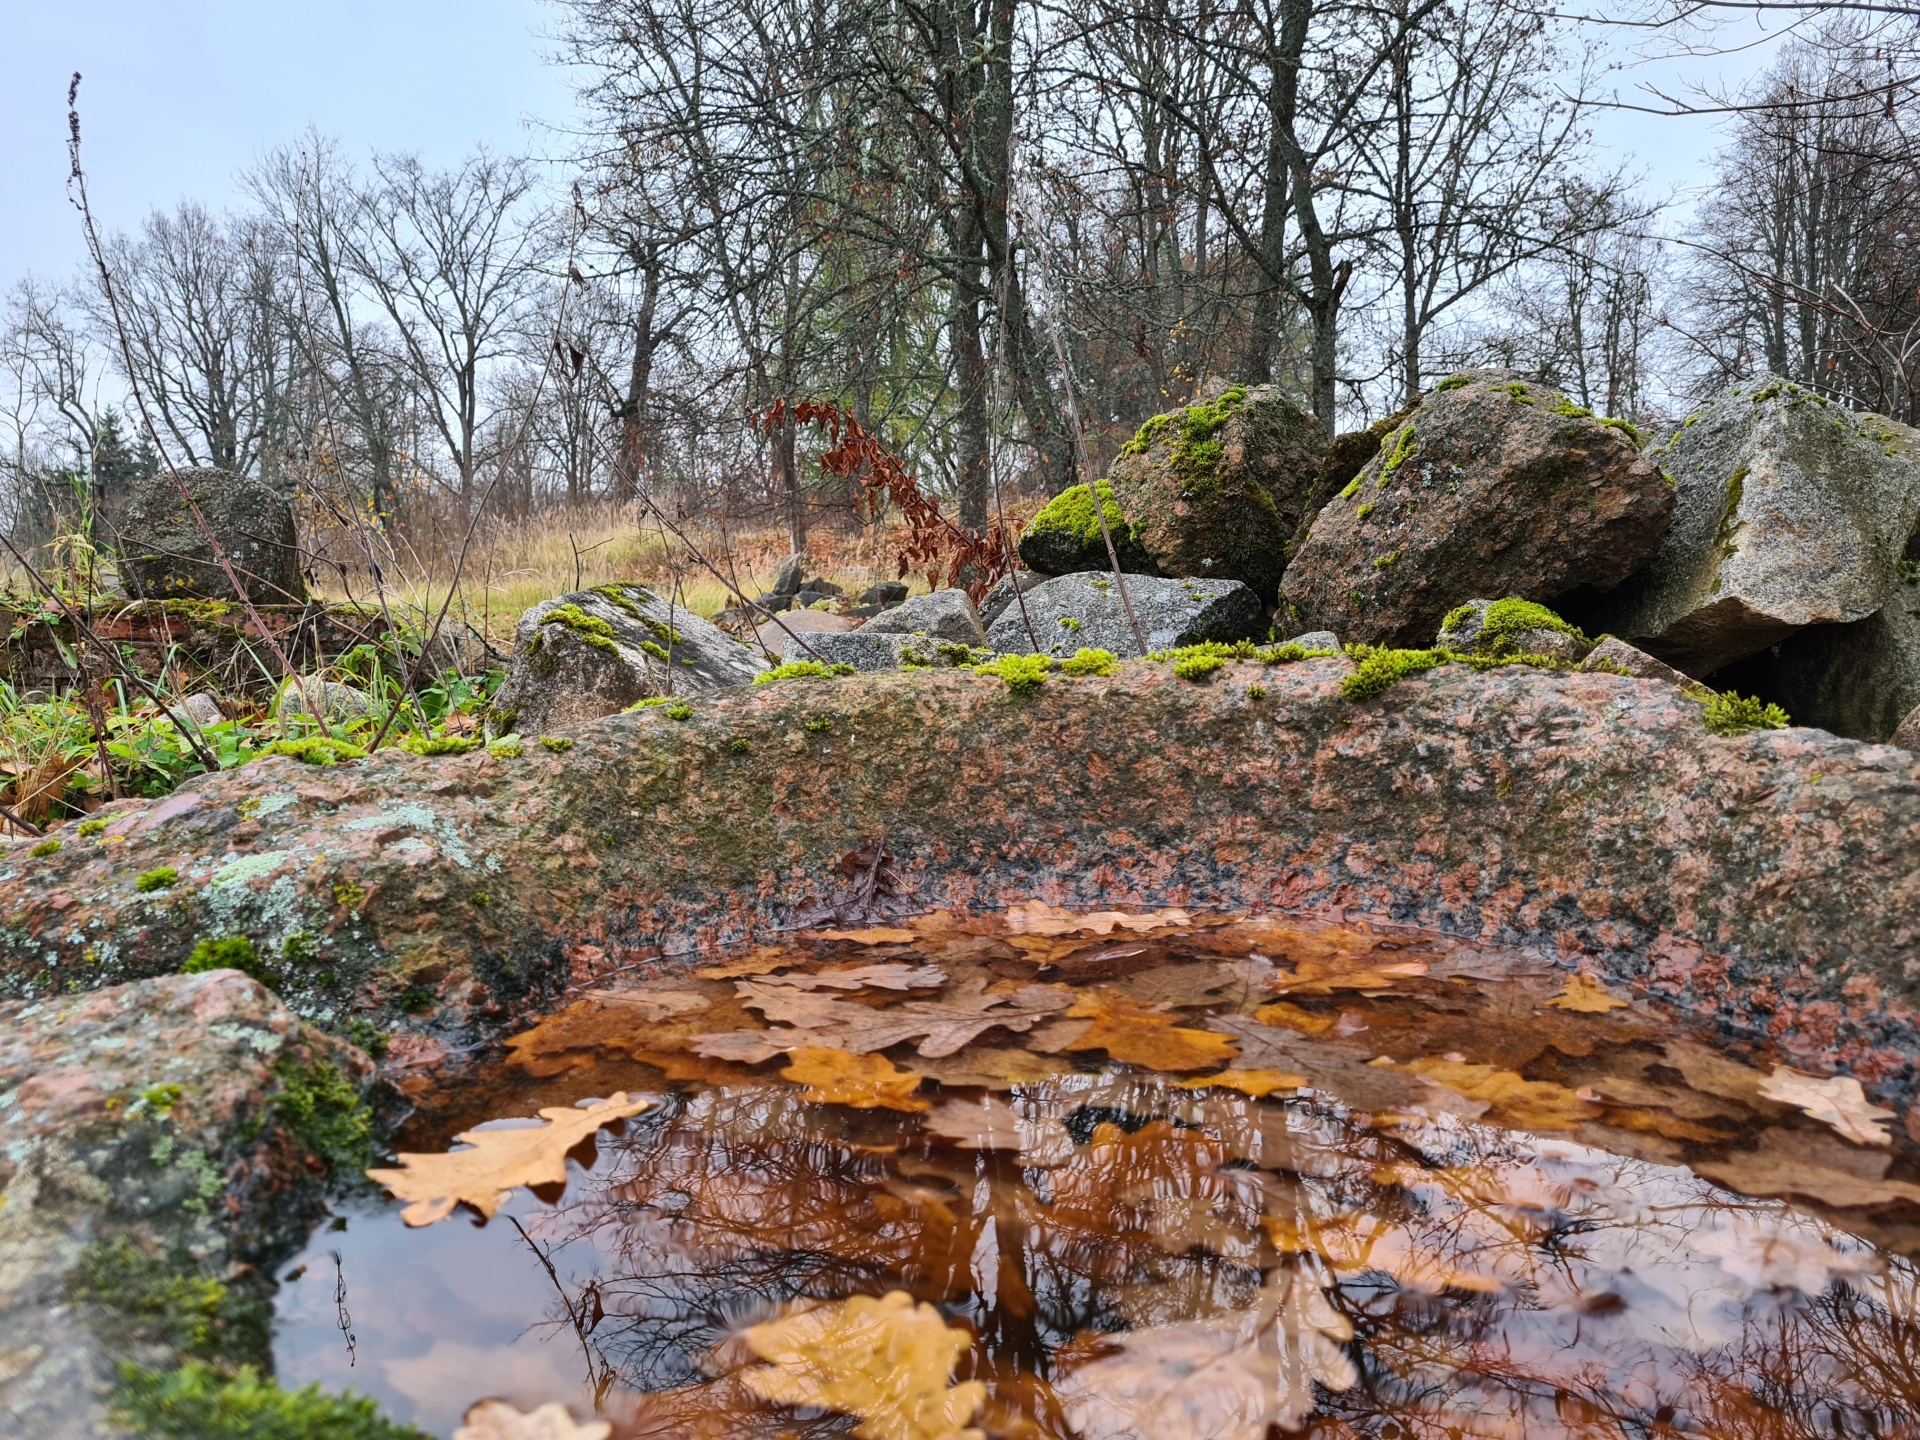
<box><xmin>1059</xmin><ymin>991</ymin><xmax>1240</xmax><ymax>1072</ymax></box>
<box><xmin>578</xmin><ymin>986</ymin><xmax>711</xmax><ymax>1019</ymax></box>
<box><xmin>1757</xmin><ymin>1066</ymin><xmax>1896</xmax><ymax>1147</ymax></box>
<box><xmin>811</xmin><ymin>927</ymin><xmax>922</xmax><ymax>944</ymax></box>
<box><xmin>782</xmin><ymin>1046</ymin><xmax>930</xmax><ymax>1111</ymax></box>
<box><xmin>750</xmin><ymin>962</ymin><xmax>948</xmax><ymax>992</ymax></box>
<box><xmin>367</xmin><ymin>1093</ymin><xmax>650</xmax><ymax>1225</ymax></box>
<box><xmin>1545</xmin><ymin>974</ymin><xmax>1630</xmax><ymax>1014</ymax></box>
<box><xmin>735</xmin><ymin>1290</ymin><xmax>986</xmax><ymax>1440</ymax></box>
<box><xmin>1401</xmin><ymin>1058</ymin><xmax>1599</xmax><ymax>1131</ymax></box>
<box><xmin>1053</xmin><ymin>1267</ymin><xmax>1356</xmax><ymax>1439</ymax></box>
<box><xmin>696</xmin><ymin>980</ymin><xmax>1074</xmax><ymax>1063</ymax></box>
<box><xmin>455</xmin><ymin>1399</ymin><xmax>611</xmax><ymax>1440</ymax></box>
<box><xmin>1252</xmin><ymin>1001</ymin><xmax>1336</xmax><ymax>1036</ymax></box>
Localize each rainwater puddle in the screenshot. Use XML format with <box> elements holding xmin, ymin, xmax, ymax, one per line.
<box><xmin>274</xmin><ymin>906</ymin><xmax>1920</xmax><ymax>1437</ymax></box>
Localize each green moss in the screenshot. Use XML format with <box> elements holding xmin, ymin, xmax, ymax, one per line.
<box><xmin>136</xmin><ymin>866</ymin><xmax>179</xmax><ymax>893</ymax></box>
<box><xmin>73</xmin><ymin>1237</ymin><xmax>268</xmax><ymax>1363</ymax></box>
<box><xmin>78</xmin><ymin>817</ymin><xmax>108</xmax><ymax>837</ymax></box>
<box><xmin>1025</xmin><ymin>478</ymin><xmax>1139</xmax><ymax>548</ymax></box>
<box><xmin>487</xmin><ymin>736</ymin><xmax>524</xmax><ymax>758</ymax></box>
<box><xmin>1342</xmin><ymin>646</ymin><xmax>1445</xmax><ymax>699</ymax></box>
<box><xmin>754</xmin><ymin>661</ymin><xmax>857</xmax><ymax>683</ymax></box>
<box><xmin>140</xmin><ymin>1083</ymin><xmax>184</xmax><ymax>1114</ymax></box>
<box><xmin>1339</xmin><ymin>476</ymin><xmax>1363</xmax><ymax>500</ymax></box>
<box><xmin>1059</xmin><ymin>648</ymin><xmax>1120</xmax><ymax>677</ymax></box>
<box><xmin>1147</xmin><ymin>640</ymin><xmax>1260</xmax><ymax>664</ymax></box>
<box><xmin>1372</xmin><ymin>551</ymin><xmax>1400</xmax><ymax>570</ymax></box>
<box><xmin>1435</xmin><ymin>374</ymin><xmax>1472</xmax><ymax>392</ymax></box>
<box><xmin>1498</xmin><ymin>382</ymin><xmax>1536</xmax><ymax>405</ymax></box>
<box><xmin>114</xmin><ymin>1362</ymin><xmax>426</xmax><ymax>1440</ymax></box>
<box><xmin>539</xmin><ymin>603</ymin><xmax>618</xmax><ymax>654</ymax></box>
<box><xmin>1173</xmin><ymin>653</ymin><xmax>1226</xmax><ymax>681</ymax></box>
<box><xmin>729</xmin><ymin>737</ymin><xmax>752</xmax><ymax>753</ymax></box>
<box><xmin>539</xmin><ymin>735</ymin><xmax>576</xmax><ymax>753</ymax></box>
<box><xmin>1600</xmin><ymin>416</ymin><xmax>1643</xmax><ymax>446</ymax></box>
<box><xmin>1550</xmin><ymin>397</ymin><xmax>1594</xmax><ymax>420</ymax></box>
<box><xmin>1716</xmin><ymin>467</ymin><xmax>1748</xmax><ymax>568</ymax></box>
<box><xmin>398</xmin><ymin>734</ymin><xmax>482</xmax><ymax>756</ymax></box>
<box><xmin>1703</xmin><ymin>691</ymin><xmax>1790</xmax><ymax>737</ymax></box>
<box><xmin>1376</xmin><ymin>424</ymin><xmax>1416</xmax><ymax>489</ymax></box>
<box><xmin>1120</xmin><ymin>386</ymin><xmax>1248</xmax><ymax>494</ymax></box>
<box><xmin>29</xmin><ymin>837</ymin><xmax>61</xmax><ymax>857</ymax></box>
<box><xmin>1356</xmin><ymin>502</ymin><xmax>1376</xmax><ymax>521</ymax></box>
<box><xmin>936</xmin><ymin>642</ymin><xmax>992</xmax><ymax>666</ymax></box>
<box><xmin>664</xmin><ymin>702</ymin><xmax>694</xmax><ymax>721</ymax></box>
<box><xmin>1262</xmin><ymin>642</ymin><xmax>1338</xmax><ymax>662</ymax></box>
<box><xmin>804</xmin><ymin>716</ymin><xmax>833</xmax><ymax>733</ymax></box>
<box><xmin>331</xmin><ymin>880</ymin><xmax>366</xmax><ymax>909</ymax></box>
<box><xmin>271</xmin><ymin>1056</ymin><xmax>373</xmax><ymax>1174</ymax></box>
<box><xmin>1246</xmin><ymin>683</ymin><xmax>1268</xmax><ymax>699</ymax></box>
<box><xmin>974</xmin><ymin>654</ymin><xmax>1053</xmax><ymax>694</ymax></box>
<box><xmin>592</xmin><ymin>583</ymin><xmax>654</xmax><ymax>620</ymax></box>
<box><xmin>641</xmin><ymin>640</ymin><xmax>671</xmax><ymax>661</ymax></box>
<box><xmin>282</xmin><ymin>932</ymin><xmax>318</xmax><ymax>966</ymax></box>
<box><xmin>470</xmin><ymin>891</ymin><xmax>488</xmax><ymax>907</ymax></box>
<box><xmin>1058</xmin><ymin>615</ymin><xmax>1081</xmax><ymax>632</ymax></box>
<box><xmin>1442</xmin><ymin>598</ymin><xmax>1588</xmax><ymax>657</ymax></box>
<box><xmin>155</xmin><ymin>598</ymin><xmax>235</xmax><ymax>626</ymax></box>
<box><xmin>181</xmin><ymin>935</ymin><xmax>261</xmax><ymax>979</ymax></box>
<box><xmin>261</xmin><ymin>737</ymin><xmax>367</xmax><ymax>766</ymax></box>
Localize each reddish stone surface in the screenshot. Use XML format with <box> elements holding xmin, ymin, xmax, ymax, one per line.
<box><xmin>2</xmin><ymin>657</ymin><xmax>1917</xmax><ymax>1106</ymax></box>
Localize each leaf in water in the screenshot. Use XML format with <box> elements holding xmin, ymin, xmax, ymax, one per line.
<box><xmin>1054</xmin><ymin>1267</ymin><xmax>1357</xmax><ymax>1439</ymax></box>
<box><xmin>812</xmin><ymin>927</ymin><xmax>924</xmax><ymax>944</ymax></box>
<box><xmin>695</xmin><ymin>946</ymin><xmax>811</xmax><ymax>979</ymax></box>
<box><xmin>367</xmin><ymin>1093</ymin><xmax>650</xmax><ymax>1226</ymax></box>
<box><xmin>1401</xmin><ymin>1058</ymin><xmax>1599</xmax><ymax>1131</ymax></box>
<box><xmin>750</xmin><ymin>962</ymin><xmax>948</xmax><ymax>992</ymax></box>
<box><xmin>1177</xmin><ymin>1069</ymin><xmax>1306</xmax><ymax>1098</ymax></box>
<box><xmin>924</xmin><ymin>1094</ymin><xmax>1074</xmax><ymax>1165</ymax></box>
<box><xmin>908</xmin><ymin>1044</ymin><xmax>1078</xmax><ymax>1091</ymax></box>
<box><xmin>1545</xmin><ymin>975</ymin><xmax>1629</xmax><ymax>1013</ymax></box>
<box><xmin>1203</xmin><ymin>1014</ymin><xmax>1422</xmax><ymax>1112</ymax></box>
<box><xmin>1252</xmin><ymin>1001</ymin><xmax>1335</xmax><ymax>1036</ymax></box>
<box><xmin>454</xmin><ymin>1399</ymin><xmax>611</xmax><ymax>1440</ymax></box>
<box><xmin>1060</xmin><ymin>991</ymin><xmax>1240</xmax><ymax>1072</ymax></box>
<box><xmin>577</xmin><ymin>986</ymin><xmax>712</xmax><ymax>1019</ymax></box>
<box><xmin>1004</xmin><ymin>899</ymin><xmax>1201</xmax><ymax>936</ymax></box>
<box><xmin>782</xmin><ymin>1046</ymin><xmax>930</xmax><ymax>1111</ymax></box>
<box><xmin>695</xmin><ymin>980</ymin><xmax>1074</xmax><ymax>1062</ymax></box>
<box><xmin>1692</xmin><ymin>1211</ymin><xmax>1881</xmax><ymax>1295</ymax></box>
<box><xmin>1271</xmin><ymin>953</ymin><xmax>1429</xmax><ymax>995</ymax></box>
<box><xmin>1045</xmin><ymin>1119</ymin><xmax>1265</xmax><ymax>1259</ymax></box>
<box><xmin>1112</xmin><ymin>960</ymin><xmax>1278</xmax><ymax>1009</ymax></box>
<box><xmin>1695</xmin><ymin>1127</ymin><xmax>1920</xmax><ymax>1209</ymax></box>
<box><xmin>735</xmin><ymin>1290</ymin><xmax>986</xmax><ymax>1440</ymax></box>
<box><xmin>1757</xmin><ymin>1066</ymin><xmax>1896</xmax><ymax>1146</ymax></box>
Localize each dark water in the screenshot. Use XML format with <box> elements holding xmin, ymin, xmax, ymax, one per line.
<box><xmin>274</xmin><ymin>909</ymin><xmax>1920</xmax><ymax>1438</ymax></box>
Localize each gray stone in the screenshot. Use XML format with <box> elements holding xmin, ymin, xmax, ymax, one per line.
<box><xmin>986</xmin><ymin>572</ymin><xmax>1265</xmax><ymax>660</ymax></box>
<box><xmin>803</xmin><ymin>577</ymin><xmax>843</xmax><ymax>597</ymax></box>
<box><xmin>979</xmin><ymin>571</ymin><xmax>1048</xmax><ymax>628</ymax></box>
<box><xmin>753</xmin><ymin>609</ymin><xmax>855</xmax><ymax>658</ymax></box>
<box><xmin>1893</xmin><ymin>700</ymin><xmax>1920</xmax><ymax>754</ymax></box>
<box><xmin>1761</xmin><ymin>582</ymin><xmax>1920</xmax><ymax>741</ymax></box>
<box><xmin>1283</xmin><ymin>631</ymin><xmax>1341</xmax><ymax>652</ymax></box>
<box><xmin>117</xmin><ymin>466</ymin><xmax>304</xmax><ymax>603</ymax></box>
<box><xmin>753</xmin><ymin>592</ymin><xmax>794</xmax><ymax>614</ymax></box>
<box><xmin>779</xmin><ymin>631</ymin><xmax>959</xmax><ymax>672</ymax></box>
<box><xmin>1434</xmin><ymin>599</ymin><xmax>1588</xmax><ymax>664</ymax></box>
<box><xmin>178</xmin><ymin>691</ymin><xmax>225</xmax><ymax>728</ymax></box>
<box><xmin>772</xmin><ymin>554</ymin><xmax>806</xmax><ymax>595</ymax></box>
<box><xmin>1585</xmin><ymin>376</ymin><xmax>1920</xmax><ymax>675</ymax></box>
<box><xmin>862</xmin><ymin>580</ymin><xmax>910</xmax><ymax>607</ymax></box>
<box><xmin>862</xmin><ymin>587</ymin><xmax>987</xmax><ymax>645</ymax></box>
<box><xmin>792</xmin><ymin>589</ymin><xmax>838</xmax><ymax>610</ymax></box>
<box><xmin>492</xmin><ymin>583</ymin><xmax>765</xmax><ymax>735</ymax></box>
<box><xmin>1578</xmin><ymin>636</ymin><xmax>1708</xmax><ymax>692</ymax></box>
<box><xmin>274</xmin><ymin>678</ymin><xmax>371</xmax><ymax>722</ymax></box>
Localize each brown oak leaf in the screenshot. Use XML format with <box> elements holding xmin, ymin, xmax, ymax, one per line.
<box><xmin>1059</xmin><ymin>991</ymin><xmax>1240</xmax><ymax>1072</ymax></box>
<box><xmin>781</xmin><ymin>1046</ymin><xmax>930</xmax><ymax>1111</ymax></box>
<box><xmin>1545</xmin><ymin>974</ymin><xmax>1630</xmax><ymax>1014</ymax></box>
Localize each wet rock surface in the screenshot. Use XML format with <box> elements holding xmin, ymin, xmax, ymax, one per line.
<box><xmin>116</xmin><ymin>466</ymin><xmax>305</xmax><ymax>605</ymax></box>
<box><xmin>985</xmin><ymin>571</ymin><xmax>1265</xmax><ymax>658</ymax></box>
<box><xmin>1283</xmin><ymin>373</ymin><xmax>1673</xmax><ymax>646</ymax></box>
<box><xmin>492</xmin><ymin>583</ymin><xmax>766</xmax><ymax>735</ymax></box>
<box><xmin>1107</xmin><ymin>384</ymin><xmax>1326</xmax><ymax>601</ymax></box>
<box><xmin>1578</xmin><ymin>636</ymin><xmax>1707</xmax><ymax>692</ymax></box>
<box><xmin>1587</xmin><ymin>376</ymin><xmax>1920</xmax><ymax>676</ymax></box>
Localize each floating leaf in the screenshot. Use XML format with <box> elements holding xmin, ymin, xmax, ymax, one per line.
<box><xmin>696</xmin><ymin>980</ymin><xmax>1073</xmax><ymax>1063</ymax></box>
<box><xmin>1545</xmin><ymin>975</ymin><xmax>1629</xmax><ymax>1014</ymax></box>
<box><xmin>1252</xmin><ymin>1001</ymin><xmax>1336</xmax><ymax>1035</ymax></box>
<box><xmin>1402</xmin><ymin>1058</ymin><xmax>1598</xmax><ymax>1131</ymax></box>
<box><xmin>1053</xmin><ymin>1268</ymin><xmax>1356</xmax><ymax>1439</ymax></box>
<box><xmin>1060</xmin><ymin>991</ymin><xmax>1240</xmax><ymax>1072</ymax></box>
<box><xmin>812</xmin><ymin>927</ymin><xmax>923</xmax><ymax>944</ymax></box>
<box><xmin>1271</xmin><ymin>953</ymin><xmax>1429</xmax><ymax>995</ymax></box>
<box><xmin>1692</xmin><ymin>1211</ymin><xmax>1880</xmax><ymax>1295</ymax></box>
<box><xmin>1757</xmin><ymin>1066</ymin><xmax>1895</xmax><ymax>1146</ymax></box>
<box><xmin>924</xmin><ymin>1094</ymin><xmax>1073</xmax><ymax>1165</ymax></box>
<box><xmin>735</xmin><ymin>1291</ymin><xmax>986</xmax><ymax>1440</ymax></box>
<box><xmin>782</xmin><ymin>1046</ymin><xmax>929</xmax><ymax>1111</ymax></box>
<box><xmin>1177</xmin><ymin>1069</ymin><xmax>1305</xmax><ymax>1098</ymax></box>
<box><xmin>750</xmin><ymin>962</ymin><xmax>948</xmax><ymax>992</ymax></box>
<box><xmin>367</xmin><ymin>1093</ymin><xmax>650</xmax><ymax>1226</ymax></box>
<box><xmin>1204</xmin><ymin>1014</ymin><xmax>1421</xmax><ymax>1112</ymax></box>
<box><xmin>455</xmin><ymin>1399</ymin><xmax>611</xmax><ymax>1440</ymax></box>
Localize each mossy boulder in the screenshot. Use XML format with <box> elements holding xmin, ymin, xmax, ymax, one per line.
<box><xmin>491</xmin><ymin>584</ymin><xmax>766</xmax><ymax>736</ymax></box>
<box><xmin>1017</xmin><ymin>479</ymin><xmax>1158</xmax><ymax>577</ymax></box>
<box><xmin>1105</xmin><ymin>384</ymin><xmax>1327</xmax><ymax>602</ymax></box>
<box><xmin>1283</xmin><ymin>371</ymin><xmax>1673</xmax><ymax>647</ymax></box>
<box><xmin>1582</xmin><ymin>375</ymin><xmax>1920</xmax><ymax>677</ymax></box>
<box><xmin>118</xmin><ymin>467</ymin><xmax>304</xmax><ymax>605</ymax></box>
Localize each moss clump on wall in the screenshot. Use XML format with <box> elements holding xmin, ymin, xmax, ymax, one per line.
<box><xmin>1703</xmin><ymin>691</ymin><xmax>1790</xmax><ymax>737</ymax></box>
<box><xmin>974</xmin><ymin>654</ymin><xmax>1052</xmax><ymax>694</ymax></box>
<box><xmin>72</xmin><ymin>1236</ymin><xmax>270</xmax><ymax>1363</ymax></box>
<box><xmin>1119</xmin><ymin>386</ymin><xmax>1248</xmax><ymax>495</ymax></box>
<box><xmin>261</xmin><ymin>737</ymin><xmax>366</xmax><ymax>766</ymax></box>
<box><xmin>29</xmin><ymin>838</ymin><xmax>61</xmax><ymax>857</ymax></box>
<box><xmin>1059</xmin><ymin>648</ymin><xmax>1119</xmax><ymax>677</ymax></box>
<box><xmin>398</xmin><ymin>734</ymin><xmax>482</xmax><ymax>757</ymax></box>
<box><xmin>1025</xmin><ymin>478</ymin><xmax>1139</xmax><ymax>549</ymax></box>
<box><xmin>1342</xmin><ymin>647</ymin><xmax>1445</xmax><ymax>699</ymax></box>
<box><xmin>269</xmin><ymin>1056</ymin><xmax>373</xmax><ymax>1175</ymax></box>
<box><xmin>539</xmin><ymin>735</ymin><xmax>575</xmax><ymax>753</ymax></box>
<box><xmin>78</xmin><ymin>817</ymin><xmax>108</xmax><ymax>836</ymax></box>
<box><xmin>181</xmin><ymin>935</ymin><xmax>262</xmax><ymax>980</ymax></box>
<box><xmin>114</xmin><ymin>1362</ymin><xmax>426</xmax><ymax>1440</ymax></box>
<box><xmin>136</xmin><ymin>867</ymin><xmax>179</xmax><ymax>893</ymax></box>
<box><xmin>537</xmin><ymin>603</ymin><xmax>619</xmax><ymax>654</ymax></box>
<box><xmin>1173</xmin><ymin>652</ymin><xmax>1226</xmax><ymax>681</ymax></box>
<box><xmin>754</xmin><ymin>661</ymin><xmax>857</xmax><ymax>683</ymax></box>
<box><xmin>1435</xmin><ymin>374</ymin><xmax>1472</xmax><ymax>392</ymax></box>
<box><xmin>1375</xmin><ymin>424</ymin><xmax>1417</xmax><ymax>489</ymax></box>
<box><xmin>1441</xmin><ymin>598</ymin><xmax>1588</xmax><ymax>657</ymax></box>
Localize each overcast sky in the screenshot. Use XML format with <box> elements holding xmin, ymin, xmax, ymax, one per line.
<box><xmin>0</xmin><ymin>0</ymin><xmax>1778</xmax><ymax>294</ymax></box>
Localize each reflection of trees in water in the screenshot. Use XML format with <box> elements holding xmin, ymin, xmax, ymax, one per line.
<box><xmin>507</xmin><ymin>1077</ymin><xmax>1920</xmax><ymax>1432</ymax></box>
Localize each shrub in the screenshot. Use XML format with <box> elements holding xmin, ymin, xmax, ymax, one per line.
<box><xmin>1703</xmin><ymin>691</ymin><xmax>1790</xmax><ymax>737</ymax></box>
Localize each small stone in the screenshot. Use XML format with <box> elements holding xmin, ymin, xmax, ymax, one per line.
<box><xmin>861</xmin><ymin>581</ymin><xmax>910</xmax><ymax>607</ymax></box>
<box><xmin>986</xmin><ymin>572</ymin><xmax>1264</xmax><ymax>660</ymax></box>
<box><xmin>754</xmin><ymin>609</ymin><xmax>856</xmax><ymax>657</ymax></box>
<box><xmin>1578</xmin><ymin>636</ymin><xmax>1710</xmax><ymax>693</ymax></box>
<box><xmin>979</xmin><ymin>571</ymin><xmax>1048</xmax><ymax>628</ymax></box>
<box><xmin>753</xmin><ymin>593</ymin><xmax>794</xmax><ymax>614</ymax></box>
<box><xmin>801</xmin><ymin>577</ymin><xmax>844</xmax><ymax>597</ymax></box>
<box><xmin>1283</xmin><ymin>631</ymin><xmax>1341</xmax><ymax>652</ymax></box>
<box><xmin>792</xmin><ymin>589</ymin><xmax>838</xmax><ymax>610</ymax></box>
<box><xmin>771</xmin><ymin>554</ymin><xmax>806</xmax><ymax>596</ymax></box>
<box><xmin>779</xmin><ymin>632</ymin><xmax>949</xmax><ymax>672</ymax></box>
<box><xmin>1892</xmin><ymin>701</ymin><xmax>1920</xmax><ymax>753</ymax></box>
<box><xmin>275</xmin><ymin>679</ymin><xmax>371</xmax><ymax>722</ymax></box>
<box><xmin>862</xmin><ymin>588</ymin><xmax>987</xmax><ymax>645</ymax></box>
<box><xmin>178</xmin><ymin>692</ymin><xmax>225</xmax><ymax>728</ymax></box>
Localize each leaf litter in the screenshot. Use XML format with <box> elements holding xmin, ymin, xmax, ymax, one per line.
<box><xmin>347</xmin><ymin>906</ymin><xmax>1920</xmax><ymax>1438</ymax></box>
